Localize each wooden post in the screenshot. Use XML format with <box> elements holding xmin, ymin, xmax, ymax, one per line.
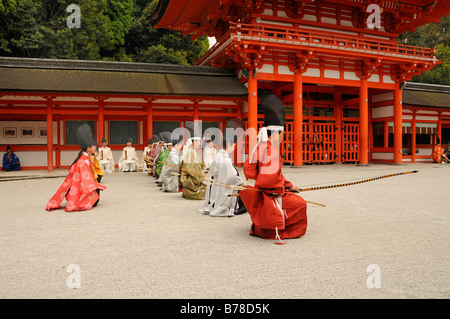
<box><xmin>56</xmin><ymin>116</ymin><xmax>60</xmax><ymax>169</ymax></box>
<box><xmin>393</xmin><ymin>86</ymin><xmax>402</xmax><ymax>164</ymax></box>
<box><xmin>335</xmin><ymin>90</ymin><xmax>342</xmax><ymax>163</ymax></box>
<box><xmin>248</xmin><ymin>69</ymin><xmax>258</xmax><ymax>156</ymax></box>
<box><xmin>437</xmin><ymin>111</ymin><xmax>442</xmax><ymax>144</ymax></box>
<box><xmin>359</xmin><ymin>78</ymin><xmax>369</xmax><ymax>165</ymax></box>
<box><xmin>147</xmin><ymin>100</ymin><xmax>153</xmax><ymax>141</ymax></box>
<box><xmin>98</xmin><ymin>99</ymin><xmax>104</xmax><ymax>145</ymax></box>
<box><xmin>293</xmin><ymin>71</ymin><xmax>303</xmax><ymax>167</ymax></box>
<box><xmin>193</xmin><ymin>101</ymin><xmax>199</xmax><ymax>121</ymax></box>
<box><xmin>46</xmin><ymin>98</ymin><xmax>54</xmax><ymax>172</ymax></box>
<box><xmin>411</xmin><ymin>111</ymin><xmax>416</xmax><ymax>163</ymax></box>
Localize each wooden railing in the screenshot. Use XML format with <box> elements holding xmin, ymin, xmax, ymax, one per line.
<box><xmin>197</xmin><ymin>22</ymin><xmax>436</xmax><ymax>65</ymax></box>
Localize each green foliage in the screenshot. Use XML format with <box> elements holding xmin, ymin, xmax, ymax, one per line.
<box><xmin>398</xmin><ymin>15</ymin><xmax>450</xmax><ymax>85</ymax></box>
<box><xmin>0</xmin><ymin>0</ymin><xmax>16</xmax><ymax>14</ymax></box>
<box><xmin>124</xmin><ymin>0</ymin><xmax>209</xmax><ymax>65</ymax></box>
<box><xmin>0</xmin><ymin>0</ymin><xmax>134</xmax><ymax>60</ymax></box>
<box><xmin>0</xmin><ymin>0</ymin><xmax>209</xmax><ymax>65</ymax></box>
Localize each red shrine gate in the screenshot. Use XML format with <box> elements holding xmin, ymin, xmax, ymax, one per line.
<box><xmin>1</xmin><ymin>1</ymin><xmax>449</xmax><ymax>171</ymax></box>
<box><xmin>152</xmin><ymin>0</ymin><xmax>450</xmax><ymax>166</ymax></box>
<box><xmin>246</xmin><ymin>105</ymin><xmax>360</xmax><ymax>165</ymax></box>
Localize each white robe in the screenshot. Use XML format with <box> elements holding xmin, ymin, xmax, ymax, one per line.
<box><xmin>160</xmin><ymin>148</ymin><xmax>181</xmax><ymax>192</ymax></box>
<box><xmin>200</xmin><ymin>149</ymin><xmax>243</xmax><ymax>217</ymax></box>
<box><xmin>141</xmin><ymin>146</ymin><xmax>152</xmax><ymax>171</ymax></box>
<box><xmin>118</xmin><ymin>146</ymin><xmax>139</xmax><ymax>172</ymax></box>
<box><xmin>203</xmin><ymin>145</ymin><xmax>216</xmax><ymax>171</ymax></box>
<box><xmin>98</xmin><ymin>146</ymin><xmax>115</xmax><ymax>173</ymax></box>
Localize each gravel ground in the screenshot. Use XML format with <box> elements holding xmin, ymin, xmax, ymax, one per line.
<box><xmin>0</xmin><ymin>163</ymin><xmax>448</xmax><ymax>299</ymax></box>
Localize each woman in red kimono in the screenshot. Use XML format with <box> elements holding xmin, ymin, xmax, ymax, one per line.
<box><xmin>46</xmin><ymin>124</ymin><xmax>106</xmax><ymax>212</ymax></box>
<box><xmin>239</xmin><ymin>91</ymin><xmax>307</xmax><ymax>244</ymax></box>
<box><xmin>431</xmin><ymin>138</ymin><xmax>447</xmax><ymax>163</ymax></box>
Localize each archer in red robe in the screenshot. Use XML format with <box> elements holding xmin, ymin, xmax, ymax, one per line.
<box><xmin>46</xmin><ymin>152</ymin><xmax>106</xmax><ymax>212</ymax></box>
<box><xmin>239</xmin><ymin>139</ymin><xmax>307</xmax><ymax>243</ymax></box>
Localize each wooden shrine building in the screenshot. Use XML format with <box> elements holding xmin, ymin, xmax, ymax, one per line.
<box><xmin>1</xmin><ymin>0</ymin><xmax>450</xmax><ymax>171</ymax></box>
<box><xmin>0</xmin><ymin>58</ymin><xmax>248</xmax><ymax>171</ymax></box>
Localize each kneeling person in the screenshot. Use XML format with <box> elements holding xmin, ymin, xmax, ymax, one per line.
<box><xmin>160</xmin><ymin>138</ymin><xmax>183</xmax><ymax>192</ymax></box>
<box><xmin>201</xmin><ymin>119</ymin><xmax>246</xmax><ymax>217</ymax></box>
<box><xmin>46</xmin><ymin>124</ymin><xmax>106</xmax><ymax>212</ymax></box>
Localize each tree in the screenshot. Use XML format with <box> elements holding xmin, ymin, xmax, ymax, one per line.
<box><xmin>0</xmin><ymin>0</ymin><xmax>209</xmax><ymax>65</ymax></box>
<box><xmin>0</xmin><ymin>0</ymin><xmax>16</xmax><ymax>14</ymax></box>
<box><xmin>124</xmin><ymin>0</ymin><xmax>209</xmax><ymax>65</ymax></box>
<box><xmin>0</xmin><ymin>0</ymin><xmax>134</xmax><ymax>60</ymax></box>
<box><xmin>398</xmin><ymin>15</ymin><xmax>450</xmax><ymax>85</ymax></box>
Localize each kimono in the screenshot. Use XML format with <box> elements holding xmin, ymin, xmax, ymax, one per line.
<box><xmin>444</xmin><ymin>145</ymin><xmax>450</xmax><ymax>159</ymax></box>
<box><xmin>150</xmin><ymin>145</ymin><xmax>164</xmax><ymax>176</ymax></box>
<box><xmin>431</xmin><ymin>145</ymin><xmax>446</xmax><ymax>163</ymax></box>
<box><xmin>156</xmin><ymin>148</ymin><xmax>169</xmax><ymax>177</ymax></box>
<box><xmin>46</xmin><ymin>152</ymin><xmax>106</xmax><ymax>212</ymax></box>
<box><xmin>202</xmin><ymin>144</ymin><xmax>216</xmax><ymax>171</ymax></box>
<box><xmin>180</xmin><ymin>147</ymin><xmax>206</xmax><ymax>200</ymax></box>
<box><xmin>98</xmin><ymin>146</ymin><xmax>115</xmax><ymax>173</ymax></box>
<box><xmin>239</xmin><ymin>140</ymin><xmax>307</xmax><ymax>242</ymax></box>
<box><xmin>92</xmin><ymin>156</ymin><xmax>104</xmax><ymax>182</ymax></box>
<box><xmin>2</xmin><ymin>152</ymin><xmax>20</xmax><ymax>171</ymax></box>
<box><xmin>201</xmin><ymin>149</ymin><xmax>243</xmax><ymax>217</ymax></box>
<box><xmin>118</xmin><ymin>146</ymin><xmax>139</xmax><ymax>172</ymax></box>
<box><xmin>142</xmin><ymin>145</ymin><xmax>154</xmax><ymax>171</ymax></box>
<box><xmin>160</xmin><ymin>148</ymin><xmax>181</xmax><ymax>192</ymax></box>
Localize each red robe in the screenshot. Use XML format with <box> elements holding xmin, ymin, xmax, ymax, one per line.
<box><xmin>431</xmin><ymin>145</ymin><xmax>444</xmax><ymax>163</ymax></box>
<box><xmin>239</xmin><ymin>140</ymin><xmax>307</xmax><ymax>243</ymax></box>
<box><xmin>46</xmin><ymin>152</ymin><xmax>106</xmax><ymax>212</ymax></box>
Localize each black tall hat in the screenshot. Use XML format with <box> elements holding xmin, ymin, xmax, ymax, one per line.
<box><xmin>224</xmin><ymin>119</ymin><xmax>245</xmax><ymax>145</ymax></box>
<box><xmin>170</xmin><ymin>136</ymin><xmax>184</xmax><ymax>146</ymax></box>
<box><xmin>260</xmin><ymin>90</ymin><xmax>285</xmax><ymax>130</ymax></box>
<box><xmin>76</xmin><ymin>124</ymin><xmax>96</xmax><ymax>151</ymax></box>
<box><xmin>159</xmin><ymin>131</ymin><xmax>172</xmax><ymax>143</ymax></box>
<box><xmin>184</xmin><ymin>121</ymin><xmax>202</xmax><ymax>139</ymax></box>
<box><xmin>148</xmin><ymin>138</ymin><xmax>153</xmax><ymax>145</ymax></box>
<box><xmin>102</xmin><ymin>138</ymin><xmax>107</xmax><ymax>143</ymax></box>
<box><xmin>152</xmin><ymin>135</ymin><xmax>160</xmax><ymax>142</ymax></box>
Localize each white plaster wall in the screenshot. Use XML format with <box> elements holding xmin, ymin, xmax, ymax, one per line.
<box><xmin>0</xmin><ymin>121</ymin><xmax>57</xmax><ymax>145</ymax></box>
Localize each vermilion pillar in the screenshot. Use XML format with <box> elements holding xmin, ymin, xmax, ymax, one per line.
<box><xmin>359</xmin><ymin>79</ymin><xmax>369</xmax><ymax>165</ymax></box>
<box><xmin>98</xmin><ymin>99</ymin><xmax>104</xmax><ymax>145</ymax></box>
<box><xmin>393</xmin><ymin>86</ymin><xmax>402</xmax><ymax>164</ymax></box>
<box><xmin>293</xmin><ymin>71</ymin><xmax>303</xmax><ymax>167</ymax></box>
<box><xmin>334</xmin><ymin>91</ymin><xmax>342</xmax><ymax>163</ymax></box>
<box><xmin>147</xmin><ymin>100</ymin><xmax>153</xmax><ymax>141</ymax></box>
<box><xmin>193</xmin><ymin>101</ymin><xmax>199</xmax><ymax>121</ymax></box>
<box><xmin>437</xmin><ymin>111</ymin><xmax>442</xmax><ymax>144</ymax></box>
<box><xmin>248</xmin><ymin>69</ymin><xmax>258</xmax><ymax>155</ymax></box>
<box><xmin>46</xmin><ymin>98</ymin><xmax>54</xmax><ymax>172</ymax></box>
<box><xmin>411</xmin><ymin>111</ymin><xmax>416</xmax><ymax>163</ymax></box>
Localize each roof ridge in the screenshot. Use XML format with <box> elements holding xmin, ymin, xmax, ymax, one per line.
<box><xmin>0</xmin><ymin>56</ymin><xmax>235</xmax><ymax>76</ymax></box>
<box><xmin>404</xmin><ymin>81</ymin><xmax>450</xmax><ymax>93</ymax></box>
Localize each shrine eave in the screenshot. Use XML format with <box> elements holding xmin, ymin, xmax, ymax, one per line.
<box><xmin>151</xmin><ymin>0</ymin><xmax>450</xmax><ymax>36</ymax></box>
<box><xmin>151</xmin><ymin>0</ymin><xmax>218</xmax><ymax>31</ymax></box>
<box><xmin>0</xmin><ymin>57</ymin><xmax>248</xmax><ymax>97</ymax></box>
<box><xmin>403</xmin><ymin>82</ymin><xmax>450</xmax><ymax>109</ymax></box>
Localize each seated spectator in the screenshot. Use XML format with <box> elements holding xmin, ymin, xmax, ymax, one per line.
<box><xmin>118</xmin><ymin>138</ymin><xmax>139</xmax><ymax>172</ymax></box>
<box><xmin>2</xmin><ymin>145</ymin><xmax>20</xmax><ymax>171</ymax></box>
<box><xmin>431</xmin><ymin>139</ymin><xmax>447</xmax><ymax>163</ymax></box>
<box><xmin>444</xmin><ymin>140</ymin><xmax>450</xmax><ymax>161</ymax></box>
